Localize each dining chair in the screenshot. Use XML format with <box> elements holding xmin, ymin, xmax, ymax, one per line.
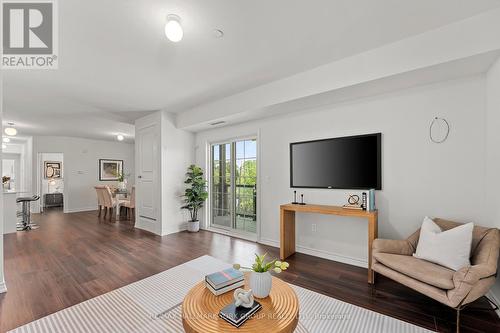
<box><xmin>101</xmin><ymin>186</ymin><xmax>120</xmax><ymax>221</ymax></box>
<box><xmin>94</xmin><ymin>186</ymin><xmax>106</xmax><ymax>217</ymax></box>
<box><xmin>121</xmin><ymin>186</ymin><xmax>135</xmax><ymax>225</ymax></box>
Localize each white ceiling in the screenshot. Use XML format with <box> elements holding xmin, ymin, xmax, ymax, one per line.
<box><xmin>3</xmin><ymin>0</ymin><xmax>500</xmax><ymax>140</ymax></box>
<box><xmin>2</xmin><ymin>136</ymin><xmax>30</xmax><ymax>154</ymax></box>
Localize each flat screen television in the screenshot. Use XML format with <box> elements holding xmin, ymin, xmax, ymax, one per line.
<box><xmin>290</xmin><ymin>133</ymin><xmax>381</xmax><ymax>190</ymax></box>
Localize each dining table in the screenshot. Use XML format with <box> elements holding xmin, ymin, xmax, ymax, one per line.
<box><xmin>111</xmin><ymin>188</ymin><xmax>129</xmax><ymax>217</ymax></box>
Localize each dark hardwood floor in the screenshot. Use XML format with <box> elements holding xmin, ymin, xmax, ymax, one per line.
<box><xmin>0</xmin><ymin>209</ymin><xmax>498</xmax><ymax>333</ymax></box>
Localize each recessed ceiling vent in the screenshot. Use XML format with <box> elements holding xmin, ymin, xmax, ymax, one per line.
<box><xmin>210</xmin><ymin>121</ymin><xmax>226</xmax><ymax>126</ymax></box>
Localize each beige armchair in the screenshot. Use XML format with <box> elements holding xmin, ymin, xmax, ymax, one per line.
<box><xmin>372</xmin><ymin>218</ymin><xmax>499</xmax><ymax>332</ymax></box>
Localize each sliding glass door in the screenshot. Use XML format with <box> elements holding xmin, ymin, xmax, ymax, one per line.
<box><xmin>210</xmin><ymin>139</ymin><xmax>257</xmax><ymax>234</ymax></box>
<box><xmin>211</xmin><ymin>143</ymin><xmax>232</xmax><ymax>229</ymax></box>
<box><xmin>234</xmin><ymin>140</ymin><xmax>257</xmax><ymax>233</ymax></box>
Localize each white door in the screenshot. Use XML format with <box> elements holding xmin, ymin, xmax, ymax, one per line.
<box><xmin>136</xmin><ymin>123</ymin><xmax>159</xmax><ymax>229</ymax></box>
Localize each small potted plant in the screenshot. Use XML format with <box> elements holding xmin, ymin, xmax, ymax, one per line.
<box><xmin>234</xmin><ymin>253</ymin><xmax>289</xmax><ymax>298</ymax></box>
<box><xmin>181</xmin><ymin>165</ymin><xmax>208</xmax><ymax>232</ymax></box>
<box><xmin>116</xmin><ymin>171</ymin><xmax>128</xmax><ymax>190</ymax></box>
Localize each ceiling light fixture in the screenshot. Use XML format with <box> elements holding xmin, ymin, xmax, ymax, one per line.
<box><xmin>4</xmin><ymin>123</ymin><xmax>17</xmax><ymax>136</ymax></box>
<box><xmin>165</xmin><ymin>14</ymin><xmax>183</xmax><ymax>42</ymax></box>
<box><xmin>3</xmin><ymin>137</ymin><xmax>10</xmax><ymax>143</ymax></box>
<box><xmin>2</xmin><ymin>144</ymin><xmax>6</xmax><ymax>149</ymax></box>
<box><xmin>117</xmin><ymin>134</ymin><xmax>124</xmax><ymax>141</ymax></box>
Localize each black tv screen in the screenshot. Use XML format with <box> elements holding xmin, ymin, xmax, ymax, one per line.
<box><xmin>290</xmin><ymin>133</ymin><xmax>381</xmax><ymax>190</ymax></box>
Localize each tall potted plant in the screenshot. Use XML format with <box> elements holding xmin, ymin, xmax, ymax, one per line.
<box><xmin>181</xmin><ymin>165</ymin><xmax>208</xmax><ymax>232</ymax></box>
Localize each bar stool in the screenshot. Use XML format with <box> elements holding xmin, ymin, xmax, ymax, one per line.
<box><xmin>16</xmin><ymin>195</ymin><xmax>40</xmax><ymax>231</ymax></box>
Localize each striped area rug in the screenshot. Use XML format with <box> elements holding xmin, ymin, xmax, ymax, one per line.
<box><xmin>9</xmin><ymin>255</ymin><xmax>433</xmax><ymax>333</ymax></box>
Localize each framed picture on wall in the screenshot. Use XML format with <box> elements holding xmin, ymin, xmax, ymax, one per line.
<box><xmin>44</xmin><ymin>161</ymin><xmax>62</xmax><ymax>179</ymax></box>
<box><xmin>99</xmin><ymin>159</ymin><xmax>123</xmax><ymax>181</ymax></box>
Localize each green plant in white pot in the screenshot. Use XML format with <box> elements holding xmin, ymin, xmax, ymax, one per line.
<box><xmin>181</xmin><ymin>165</ymin><xmax>208</xmax><ymax>232</ymax></box>
<box><xmin>116</xmin><ymin>171</ymin><xmax>129</xmax><ymax>190</ymax></box>
<box><xmin>234</xmin><ymin>253</ymin><xmax>289</xmax><ymax>298</ymax></box>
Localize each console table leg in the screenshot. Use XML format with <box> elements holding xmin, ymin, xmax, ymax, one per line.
<box><xmin>367</xmin><ymin>214</ymin><xmax>378</xmax><ymax>284</ymax></box>
<box><xmin>280</xmin><ymin>209</ymin><xmax>296</xmax><ymax>260</ymax></box>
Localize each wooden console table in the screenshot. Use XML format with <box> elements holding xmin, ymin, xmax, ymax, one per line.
<box><xmin>280</xmin><ymin>203</ymin><xmax>378</xmax><ymax>284</ymax></box>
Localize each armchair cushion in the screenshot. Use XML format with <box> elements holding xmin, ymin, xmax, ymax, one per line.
<box><xmin>374</xmin><ymin>253</ymin><xmax>455</xmax><ymax>289</ymax></box>
<box><xmin>413</xmin><ymin>217</ymin><xmax>474</xmax><ymax>271</ymax></box>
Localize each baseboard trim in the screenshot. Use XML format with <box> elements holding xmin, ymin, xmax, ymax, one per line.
<box><xmin>0</xmin><ymin>280</ymin><xmax>7</xmax><ymax>293</ymax></box>
<box><xmin>258</xmin><ymin>238</ymin><xmax>368</xmax><ymax>269</ymax></box>
<box><xmin>63</xmin><ymin>207</ymin><xmax>96</xmax><ymax>214</ymax></box>
<box><xmin>161</xmin><ymin>226</ymin><xmax>188</xmax><ymax>236</ymax></box>
<box><xmin>487</xmin><ymin>290</ymin><xmax>500</xmax><ymax>318</ymax></box>
<box><xmin>136</xmin><ymin>222</ymin><xmax>188</xmax><ymax>236</ymax></box>
<box><xmin>135</xmin><ymin>221</ymin><xmax>160</xmax><ymax>236</ymax></box>
<box><xmin>202</xmin><ymin>227</ymin><xmax>258</xmax><ymax>242</ymax></box>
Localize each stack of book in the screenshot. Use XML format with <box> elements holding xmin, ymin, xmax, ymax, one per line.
<box><xmin>363</xmin><ymin>189</ymin><xmax>376</xmax><ymax>211</ymax></box>
<box><xmin>342</xmin><ymin>203</ymin><xmax>363</xmax><ymax>210</ymax></box>
<box><xmin>219</xmin><ymin>300</ymin><xmax>262</xmax><ymax>328</ymax></box>
<box><xmin>205</xmin><ymin>268</ymin><xmax>244</xmax><ymax>296</ymax></box>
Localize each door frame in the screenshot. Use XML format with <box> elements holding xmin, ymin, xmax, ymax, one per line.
<box><xmin>2</xmin><ymin>153</ymin><xmax>21</xmax><ymax>192</ymax></box>
<box><xmin>36</xmin><ymin>152</ymin><xmax>65</xmax><ymax>213</ymax></box>
<box><xmin>205</xmin><ymin>132</ymin><xmax>261</xmax><ymax>242</ymax></box>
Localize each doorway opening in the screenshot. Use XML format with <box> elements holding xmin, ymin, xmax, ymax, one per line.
<box><xmin>37</xmin><ymin>153</ymin><xmax>65</xmax><ymax>213</ymax></box>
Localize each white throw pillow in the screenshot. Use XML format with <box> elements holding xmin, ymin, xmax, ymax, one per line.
<box><xmin>413</xmin><ymin>217</ymin><xmax>473</xmax><ymax>271</ymax></box>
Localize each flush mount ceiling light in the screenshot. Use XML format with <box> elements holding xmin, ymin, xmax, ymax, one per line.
<box><xmin>4</xmin><ymin>123</ymin><xmax>17</xmax><ymax>136</ymax></box>
<box><xmin>3</xmin><ymin>137</ymin><xmax>10</xmax><ymax>143</ymax></box>
<box><xmin>116</xmin><ymin>134</ymin><xmax>124</xmax><ymax>141</ymax></box>
<box><xmin>165</xmin><ymin>14</ymin><xmax>183</xmax><ymax>42</ymax></box>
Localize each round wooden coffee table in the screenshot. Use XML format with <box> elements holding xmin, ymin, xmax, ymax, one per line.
<box><xmin>182</xmin><ymin>275</ymin><xmax>299</xmax><ymax>333</ymax></box>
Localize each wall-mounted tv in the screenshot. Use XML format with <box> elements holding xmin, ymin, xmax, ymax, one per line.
<box><xmin>290</xmin><ymin>133</ymin><xmax>381</xmax><ymax>190</ymax></box>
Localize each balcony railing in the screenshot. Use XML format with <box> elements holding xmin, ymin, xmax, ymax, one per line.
<box><xmin>235</xmin><ymin>184</ymin><xmax>257</xmax><ymax>221</ymax></box>
<box><xmin>212</xmin><ymin>183</ymin><xmax>257</xmax><ymax>222</ymax></box>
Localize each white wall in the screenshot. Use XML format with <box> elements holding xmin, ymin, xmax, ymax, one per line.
<box><xmin>0</xmin><ymin>73</ymin><xmax>5</xmax><ymax>293</ymax></box>
<box><xmin>486</xmin><ymin>57</ymin><xmax>500</xmax><ymax>304</ymax></box>
<box><xmin>178</xmin><ymin>8</ymin><xmax>500</xmax><ymax>130</ymax></box>
<box><xmin>134</xmin><ymin>112</ymin><xmax>195</xmax><ymax>236</ymax></box>
<box><xmin>24</xmin><ymin>138</ymin><xmax>33</xmax><ymax>196</ymax></box>
<box><xmin>196</xmin><ymin>75</ymin><xmax>489</xmax><ymax>267</ymax></box>
<box><xmin>161</xmin><ymin>111</ymin><xmax>195</xmax><ymax>235</ymax></box>
<box><xmin>32</xmin><ymin>136</ymin><xmax>135</xmax><ymax>213</ymax></box>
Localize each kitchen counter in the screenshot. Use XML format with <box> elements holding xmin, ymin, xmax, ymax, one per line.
<box><xmin>3</xmin><ymin>191</ymin><xmax>18</xmax><ymax>234</ymax></box>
